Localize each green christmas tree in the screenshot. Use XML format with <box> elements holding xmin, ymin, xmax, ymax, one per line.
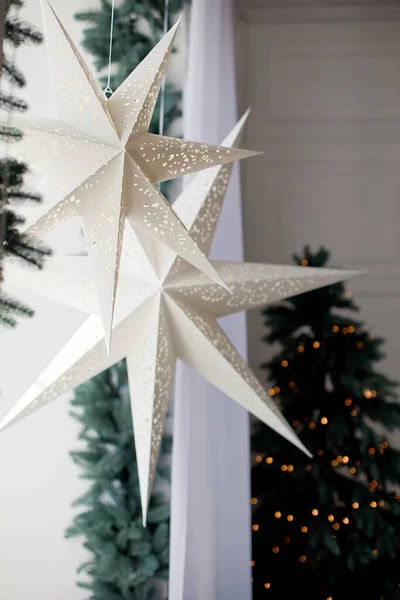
<box><xmin>251</xmin><ymin>246</ymin><xmax>400</xmax><ymax>600</ymax></box>
<box><xmin>66</xmin><ymin>2</ymin><xmax>182</xmax><ymax>598</ymax></box>
<box><xmin>0</xmin><ymin>0</ymin><xmax>50</xmax><ymax>327</ymax></box>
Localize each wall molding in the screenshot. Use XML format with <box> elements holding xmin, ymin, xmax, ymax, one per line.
<box><xmin>237</xmin><ymin>0</ymin><xmax>400</xmax><ymax>24</ymax></box>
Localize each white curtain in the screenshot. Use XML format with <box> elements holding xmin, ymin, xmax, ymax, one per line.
<box><xmin>169</xmin><ymin>0</ymin><xmax>252</xmax><ymax>599</ymax></box>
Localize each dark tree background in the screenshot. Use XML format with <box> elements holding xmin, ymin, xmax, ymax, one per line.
<box><xmin>252</xmin><ymin>247</ymin><xmax>400</xmax><ymax>600</ymax></box>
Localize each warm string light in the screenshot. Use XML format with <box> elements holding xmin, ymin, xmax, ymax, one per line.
<box><xmin>301</xmin><ymin>259</ymin><xmax>308</xmax><ymax>267</ymax></box>
<box><xmin>251</xmin><ymin>497</ymin><xmax>258</xmax><ymax>505</ymax></box>
<box><xmin>268</xmin><ymin>385</ymin><xmax>281</xmax><ymax>397</ymax></box>
<box><xmin>281</xmin><ymin>360</ymin><xmax>288</xmax><ymax>367</ymax></box>
<box><xmin>331</xmin><ymin>455</ymin><xmax>350</xmax><ymax>467</ymax></box>
<box><xmin>313</xmin><ymin>341</ymin><xmax>320</xmax><ymax>349</ymax></box>
<box><xmin>266</xmin><ymin>457</ymin><xmax>273</xmax><ymax>464</ymax></box>
<box><xmin>280</xmin><ymin>464</ymin><xmax>294</xmax><ymax>472</ymax></box>
<box><xmin>252</xmin><ymin>524</ymin><xmax>259</xmax><ymax>531</ymax></box>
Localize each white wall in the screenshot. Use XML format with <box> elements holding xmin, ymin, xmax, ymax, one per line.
<box><xmin>236</xmin><ymin>1</ymin><xmax>400</xmax><ymax>391</ymax></box>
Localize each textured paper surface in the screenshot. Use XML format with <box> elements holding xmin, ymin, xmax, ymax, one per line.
<box><xmin>3</xmin><ymin>115</ymin><xmax>361</xmax><ymax>522</ymax></box>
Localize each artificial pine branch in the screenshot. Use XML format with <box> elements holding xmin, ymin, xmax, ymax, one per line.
<box><xmin>5</xmin><ymin>14</ymin><xmax>43</xmax><ymax>47</ymax></box>
<box><xmin>0</xmin><ymin>291</ymin><xmax>33</xmax><ymax>326</ymax></box>
<box><xmin>0</xmin><ymin>125</ymin><xmax>22</xmax><ymax>140</ymax></box>
<box><xmin>2</xmin><ymin>56</ymin><xmax>25</xmax><ymax>86</ymax></box>
<box><xmin>0</xmin><ymin>1</ymin><xmax>50</xmax><ymax>327</ymax></box>
<box><xmin>0</xmin><ymin>92</ymin><xmax>27</xmax><ymax>111</ymax></box>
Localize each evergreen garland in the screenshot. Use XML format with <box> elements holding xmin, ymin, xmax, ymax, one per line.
<box><xmin>66</xmin><ymin>365</ymin><xmax>171</xmax><ymax>600</ymax></box>
<box><xmin>0</xmin><ymin>0</ymin><xmax>51</xmax><ymax>327</ymax></box>
<box><xmin>66</xmin><ymin>3</ymin><xmax>182</xmax><ymax>598</ymax></box>
<box><xmin>251</xmin><ymin>246</ymin><xmax>400</xmax><ymax>600</ymax></box>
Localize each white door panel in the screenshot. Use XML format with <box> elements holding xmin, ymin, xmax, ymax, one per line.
<box><xmin>238</xmin><ymin>12</ymin><xmax>400</xmax><ymax>383</ymax></box>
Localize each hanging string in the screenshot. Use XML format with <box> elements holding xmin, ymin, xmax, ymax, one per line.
<box><xmin>104</xmin><ymin>0</ymin><xmax>116</xmax><ymax>97</ymax></box>
<box><xmin>158</xmin><ymin>0</ymin><xmax>170</xmax><ymax>137</ymax></box>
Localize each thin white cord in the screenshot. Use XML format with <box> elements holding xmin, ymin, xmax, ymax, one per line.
<box><xmin>158</xmin><ymin>0</ymin><xmax>170</xmax><ymax>136</ymax></box>
<box><xmin>104</xmin><ymin>0</ymin><xmax>116</xmax><ymax>97</ymax></box>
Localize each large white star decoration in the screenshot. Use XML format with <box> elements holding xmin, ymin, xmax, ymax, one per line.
<box><xmin>3</xmin><ymin>113</ymin><xmax>360</xmax><ymax>523</ymax></box>
<box><xmin>12</xmin><ymin>2</ymin><xmax>256</xmax><ymax>349</ymax></box>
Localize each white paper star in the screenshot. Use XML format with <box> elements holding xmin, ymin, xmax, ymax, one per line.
<box><xmin>3</xmin><ymin>113</ymin><xmax>360</xmax><ymax>522</ymax></box>
<box><xmin>12</xmin><ymin>2</ymin><xmax>256</xmax><ymax>348</ymax></box>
